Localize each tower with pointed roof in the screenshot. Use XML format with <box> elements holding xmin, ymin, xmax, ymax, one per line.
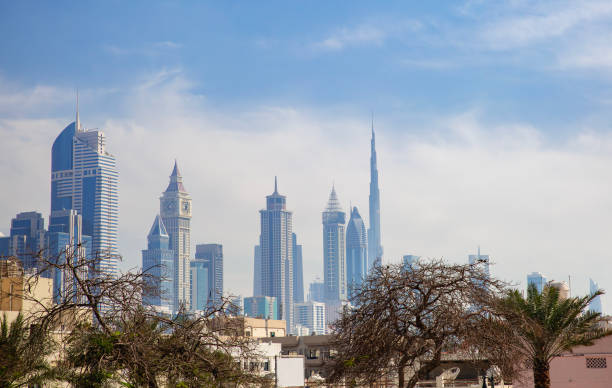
<box><xmin>160</xmin><ymin>161</ymin><xmax>192</xmax><ymax>311</ymax></box>
<box><xmin>322</xmin><ymin>185</ymin><xmax>346</xmax><ymax>302</ymax></box>
<box><xmin>368</xmin><ymin>122</ymin><xmax>383</xmax><ymax>269</ymax></box>
<box><xmin>346</xmin><ymin>206</ymin><xmax>368</xmax><ymax>296</ymax></box>
<box><xmin>258</xmin><ymin>177</ymin><xmax>294</xmax><ymax>332</ymax></box>
<box><xmin>142</xmin><ymin>215</ymin><xmax>174</xmax><ymax>313</ymax></box>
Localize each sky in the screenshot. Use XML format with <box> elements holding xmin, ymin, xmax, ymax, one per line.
<box><xmin>1</xmin><ymin>1</ymin><xmax>612</xmax><ymax>312</ymax></box>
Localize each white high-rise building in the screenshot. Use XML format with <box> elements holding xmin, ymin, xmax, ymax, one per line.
<box><xmin>589</xmin><ymin>278</ymin><xmax>603</xmax><ymax>314</ymax></box>
<box><xmin>295</xmin><ymin>300</ymin><xmax>326</xmax><ymax>335</ymax></box>
<box><xmin>160</xmin><ymin>161</ymin><xmax>192</xmax><ymax>311</ymax></box>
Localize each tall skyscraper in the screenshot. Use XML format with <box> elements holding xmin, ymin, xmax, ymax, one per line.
<box><xmin>141</xmin><ymin>215</ymin><xmax>174</xmax><ymax>314</ymax></box>
<box><xmin>468</xmin><ymin>247</ymin><xmax>490</xmax><ymax>279</ymax></box>
<box><xmin>589</xmin><ymin>278</ymin><xmax>603</xmax><ymax>314</ymax></box>
<box><xmin>346</xmin><ymin>206</ymin><xmax>368</xmax><ymax>297</ymax></box>
<box><xmin>253</xmin><ymin>245</ymin><xmax>262</xmax><ymax>296</ymax></box>
<box><xmin>294</xmin><ymin>300</ymin><xmax>326</xmax><ymax>335</ymax></box>
<box><xmin>527</xmin><ymin>272</ymin><xmax>548</xmax><ymax>293</ymax></box>
<box><xmin>0</xmin><ymin>212</ymin><xmax>46</xmax><ymax>272</ymax></box>
<box><xmin>322</xmin><ymin>185</ymin><xmax>346</xmax><ymax>302</ymax></box>
<box><xmin>160</xmin><ymin>161</ymin><xmax>192</xmax><ymax>311</ymax></box>
<box><xmin>368</xmin><ymin>124</ymin><xmax>383</xmax><ymax>269</ymax></box>
<box><xmin>403</xmin><ymin>255</ymin><xmax>420</xmax><ymax>268</ymax></box>
<box><xmin>308</xmin><ymin>278</ymin><xmax>325</xmax><ymax>302</ymax></box>
<box><xmin>292</xmin><ymin>233</ymin><xmax>304</xmax><ymax>303</ymax></box>
<box><xmin>259</xmin><ymin>177</ymin><xmax>293</xmax><ymax>331</ymax></box>
<box><xmin>50</xmin><ymin>106</ymin><xmax>119</xmax><ymax>277</ymax></box>
<box><xmin>244</xmin><ymin>296</ymin><xmax>278</xmax><ymax>320</ymax></box>
<box><xmin>195</xmin><ymin>243</ymin><xmax>223</xmax><ymax>307</ymax></box>
<box><xmin>190</xmin><ymin>259</ymin><xmax>209</xmax><ymax>312</ymax></box>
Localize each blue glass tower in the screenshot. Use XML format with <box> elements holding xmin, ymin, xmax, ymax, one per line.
<box><xmin>0</xmin><ymin>212</ymin><xmax>46</xmax><ymax>273</ymax></box>
<box><xmin>195</xmin><ymin>244</ymin><xmax>223</xmax><ymax>308</ymax></box>
<box><xmin>368</xmin><ymin>124</ymin><xmax>383</xmax><ymax>269</ymax></box>
<box><xmin>589</xmin><ymin>278</ymin><xmax>603</xmax><ymax>314</ymax></box>
<box><xmin>244</xmin><ymin>296</ymin><xmax>278</xmax><ymax>320</ymax></box>
<box><xmin>190</xmin><ymin>259</ymin><xmax>209</xmax><ymax>311</ymax></box>
<box><xmin>346</xmin><ymin>206</ymin><xmax>368</xmax><ymax>296</ymax></box>
<box><xmin>322</xmin><ymin>185</ymin><xmax>346</xmax><ymax>302</ymax></box>
<box><xmin>142</xmin><ymin>215</ymin><xmax>174</xmax><ymax>313</ymax></box>
<box><xmin>292</xmin><ymin>233</ymin><xmax>304</xmax><ymax>303</ymax></box>
<box><xmin>527</xmin><ymin>272</ymin><xmax>548</xmax><ymax>293</ymax></box>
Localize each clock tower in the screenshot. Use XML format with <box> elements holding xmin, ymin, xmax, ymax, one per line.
<box><xmin>160</xmin><ymin>160</ymin><xmax>192</xmax><ymax>311</ymax></box>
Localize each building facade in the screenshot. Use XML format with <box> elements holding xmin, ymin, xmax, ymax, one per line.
<box><xmin>141</xmin><ymin>215</ymin><xmax>174</xmax><ymax>313</ymax></box>
<box><xmin>527</xmin><ymin>272</ymin><xmax>548</xmax><ymax>293</ymax></box>
<box><xmin>244</xmin><ymin>296</ymin><xmax>278</xmax><ymax>320</ymax></box>
<box><xmin>195</xmin><ymin>243</ymin><xmax>223</xmax><ymax>308</ymax></box>
<box><xmin>468</xmin><ymin>247</ymin><xmax>490</xmax><ymax>279</ymax></box>
<box><xmin>258</xmin><ymin>178</ymin><xmax>293</xmax><ymax>331</ymax></box>
<box><xmin>160</xmin><ymin>161</ymin><xmax>192</xmax><ymax>311</ymax></box>
<box><xmin>292</xmin><ymin>233</ymin><xmax>304</xmax><ymax>303</ymax></box>
<box><xmin>253</xmin><ymin>245</ymin><xmax>262</xmax><ymax>296</ymax></box>
<box><xmin>322</xmin><ymin>186</ymin><xmax>346</xmax><ymax>302</ymax></box>
<box><xmin>0</xmin><ymin>212</ymin><xmax>46</xmax><ymax>272</ymax></box>
<box><xmin>308</xmin><ymin>279</ymin><xmax>325</xmax><ymax>303</ymax></box>
<box><xmin>294</xmin><ymin>300</ymin><xmax>326</xmax><ymax>335</ymax></box>
<box><xmin>190</xmin><ymin>259</ymin><xmax>209</xmax><ymax>312</ymax></box>
<box><xmin>368</xmin><ymin>125</ymin><xmax>383</xmax><ymax>269</ymax></box>
<box><xmin>345</xmin><ymin>206</ymin><xmax>368</xmax><ymax>297</ymax></box>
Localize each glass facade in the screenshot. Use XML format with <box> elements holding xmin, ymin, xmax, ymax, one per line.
<box><xmin>244</xmin><ymin>296</ymin><xmax>278</xmax><ymax>320</ymax></box>
<box><xmin>322</xmin><ymin>186</ymin><xmax>346</xmax><ymax>302</ymax></box>
<box><xmin>142</xmin><ymin>215</ymin><xmax>174</xmax><ymax>313</ymax></box>
<box><xmin>346</xmin><ymin>206</ymin><xmax>368</xmax><ymax>297</ymax></box>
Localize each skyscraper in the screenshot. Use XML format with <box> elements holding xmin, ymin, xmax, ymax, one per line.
<box><xmin>253</xmin><ymin>245</ymin><xmax>262</xmax><ymax>296</ymax></box>
<box><xmin>50</xmin><ymin>106</ymin><xmax>119</xmax><ymax>277</ymax></box>
<box><xmin>190</xmin><ymin>259</ymin><xmax>209</xmax><ymax>312</ymax></box>
<box><xmin>308</xmin><ymin>278</ymin><xmax>325</xmax><ymax>303</ymax></box>
<box><xmin>294</xmin><ymin>300</ymin><xmax>326</xmax><ymax>335</ymax></box>
<box><xmin>259</xmin><ymin>177</ymin><xmax>293</xmax><ymax>331</ymax></box>
<box><xmin>0</xmin><ymin>212</ymin><xmax>46</xmax><ymax>272</ymax></box>
<box><xmin>160</xmin><ymin>161</ymin><xmax>192</xmax><ymax>311</ymax></box>
<box><xmin>589</xmin><ymin>278</ymin><xmax>603</xmax><ymax>314</ymax></box>
<box><xmin>244</xmin><ymin>296</ymin><xmax>278</xmax><ymax>320</ymax></box>
<box><xmin>403</xmin><ymin>255</ymin><xmax>420</xmax><ymax>268</ymax></box>
<box><xmin>292</xmin><ymin>233</ymin><xmax>304</xmax><ymax>303</ymax></box>
<box><xmin>527</xmin><ymin>272</ymin><xmax>548</xmax><ymax>293</ymax></box>
<box><xmin>346</xmin><ymin>206</ymin><xmax>367</xmax><ymax>297</ymax></box>
<box><xmin>195</xmin><ymin>243</ymin><xmax>223</xmax><ymax>307</ymax></box>
<box><xmin>368</xmin><ymin>124</ymin><xmax>383</xmax><ymax>269</ymax></box>
<box><xmin>468</xmin><ymin>247</ymin><xmax>490</xmax><ymax>279</ymax></box>
<box><xmin>322</xmin><ymin>185</ymin><xmax>346</xmax><ymax>302</ymax></box>
<box><xmin>141</xmin><ymin>215</ymin><xmax>174</xmax><ymax>313</ymax></box>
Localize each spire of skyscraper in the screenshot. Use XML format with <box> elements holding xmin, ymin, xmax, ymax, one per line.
<box><xmin>368</xmin><ymin>120</ymin><xmax>383</xmax><ymax>269</ymax></box>
<box><xmin>166</xmin><ymin>160</ymin><xmax>186</xmax><ymax>192</ymax></box>
<box><xmin>274</xmin><ymin>176</ymin><xmax>278</xmax><ymax>194</ymax></box>
<box><xmin>75</xmin><ymin>90</ymin><xmax>81</xmax><ymax>131</ymax></box>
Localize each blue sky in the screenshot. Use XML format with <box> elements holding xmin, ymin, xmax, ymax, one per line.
<box><xmin>2</xmin><ymin>1</ymin><xmax>612</xmax><ymax>310</ymax></box>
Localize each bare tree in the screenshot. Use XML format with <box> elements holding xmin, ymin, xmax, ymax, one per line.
<box><xmin>327</xmin><ymin>259</ymin><xmax>507</xmax><ymax>388</ymax></box>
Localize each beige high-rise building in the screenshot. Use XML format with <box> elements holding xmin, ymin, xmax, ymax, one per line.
<box><xmin>160</xmin><ymin>161</ymin><xmax>192</xmax><ymax>311</ymax></box>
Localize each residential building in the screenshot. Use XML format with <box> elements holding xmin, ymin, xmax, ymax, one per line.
<box><xmin>160</xmin><ymin>161</ymin><xmax>192</xmax><ymax>311</ymax></box>
<box><xmin>527</xmin><ymin>272</ymin><xmax>548</xmax><ymax>294</ymax></box>
<box><xmin>294</xmin><ymin>300</ymin><xmax>326</xmax><ymax>335</ymax></box>
<box><xmin>308</xmin><ymin>279</ymin><xmax>325</xmax><ymax>303</ymax></box>
<box><xmin>195</xmin><ymin>243</ymin><xmax>223</xmax><ymax>307</ymax></box>
<box><xmin>589</xmin><ymin>278</ymin><xmax>603</xmax><ymax>314</ymax></box>
<box><xmin>322</xmin><ymin>185</ymin><xmax>346</xmax><ymax>302</ymax></box>
<box><xmin>258</xmin><ymin>177</ymin><xmax>294</xmax><ymax>332</ymax></box>
<box><xmin>244</xmin><ymin>296</ymin><xmax>278</xmax><ymax>320</ymax></box>
<box><xmin>292</xmin><ymin>233</ymin><xmax>304</xmax><ymax>303</ymax></box>
<box><xmin>265</xmin><ymin>335</ymin><xmax>334</xmax><ymax>380</ymax></box>
<box><xmin>141</xmin><ymin>215</ymin><xmax>174</xmax><ymax>314</ymax></box>
<box><xmin>346</xmin><ymin>206</ymin><xmax>367</xmax><ymax>297</ymax></box>
<box><xmin>368</xmin><ymin>124</ymin><xmax>383</xmax><ymax>269</ymax></box>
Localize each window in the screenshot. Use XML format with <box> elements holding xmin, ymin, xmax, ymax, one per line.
<box><xmin>263</xmin><ymin>361</ymin><xmax>269</xmax><ymax>371</ymax></box>
<box><xmin>245</xmin><ymin>331</ymin><xmax>251</xmax><ymax>337</ymax></box>
<box><xmin>586</xmin><ymin>357</ymin><xmax>607</xmax><ymax>368</ymax></box>
<box><xmin>270</xmin><ymin>331</ymin><xmax>275</xmax><ymax>337</ymax></box>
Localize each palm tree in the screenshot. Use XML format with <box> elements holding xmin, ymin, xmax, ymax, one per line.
<box><xmin>499</xmin><ymin>284</ymin><xmax>611</xmax><ymax>388</ymax></box>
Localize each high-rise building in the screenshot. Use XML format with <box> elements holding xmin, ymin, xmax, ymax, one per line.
<box><xmin>195</xmin><ymin>243</ymin><xmax>223</xmax><ymax>307</ymax></box>
<box><xmin>368</xmin><ymin>124</ymin><xmax>383</xmax><ymax>269</ymax></box>
<box><xmin>258</xmin><ymin>177</ymin><xmax>293</xmax><ymax>331</ymax></box>
<box><xmin>294</xmin><ymin>300</ymin><xmax>326</xmax><ymax>335</ymax></box>
<box><xmin>589</xmin><ymin>278</ymin><xmax>603</xmax><ymax>314</ymax></box>
<box><xmin>346</xmin><ymin>206</ymin><xmax>367</xmax><ymax>297</ymax></box>
<box><xmin>527</xmin><ymin>272</ymin><xmax>548</xmax><ymax>294</ymax></box>
<box><xmin>468</xmin><ymin>247</ymin><xmax>490</xmax><ymax>279</ymax></box>
<box><xmin>292</xmin><ymin>233</ymin><xmax>304</xmax><ymax>303</ymax></box>
<box><xmin>253</xmin><ymin>245</ymin><xmax>262</xmax><ymax>296</ymax></box>
<box><xmin>308</xmin><ymin>279</ymin><xmax>325</xmax><ymax>303</ymax></box>
<box><xmin>322</xmin><ymin>185</ymin><xmax>346</xmax><ymax>302</ymax></box>
<box><xmin>0</xmin><ymin>212</ymin><xmax>46</xmax><ymax>273</ymax></box>
<box><xmin>190</xmin><ymin>259</ymin><xmax>209</xmax><ymax>312</ymax></box>
<box><xmin>403</xmin><ymin>255</ymin><xmax>420</xmax><ymax>268</ymax></box>
<box><xmin>160</xmin><ymin>161</ymin><xmax>192</xmax><ymax>311</ymax></box>
<box><xmin>50</xmin><ymin>107</ymin><xmax>119</xmax><ymax>277</ymax></box>
<box><xmin>141</xmin><ymin>215</ymin><xmax>174</xmax><ymax>314</ymax></box>
<box><xmin>244</xmin><ymin>296</ymin><xmax>278</xmax><ymax>320</ymax></box>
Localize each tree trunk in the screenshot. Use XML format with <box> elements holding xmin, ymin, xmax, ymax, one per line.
<box><xmin>398</xmin><ymin>364</ymin><xmax>405</xmax><ymax>388</ymax></box>
<box><xmin>532</xmin><ymin>358</ymin><xmax>550</xmax><ymax>388</ymax></box>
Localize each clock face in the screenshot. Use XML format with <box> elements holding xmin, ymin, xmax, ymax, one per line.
<box><xmin>182</xmin><ymin>202</ymin><xmax>190</xmax><ymax>212</ymax></box>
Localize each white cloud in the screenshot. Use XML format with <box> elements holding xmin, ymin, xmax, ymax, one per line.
<box><xmin>1</xmin><ymin>73</ymin><xmax>612</xmax><ymax>313</ymax></box>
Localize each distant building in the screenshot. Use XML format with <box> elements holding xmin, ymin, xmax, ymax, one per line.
<box><xmin>403</xmin><ymin>255</ymin><xmax>420</xmax><ymax>268</ymax></box>
<box><xmin>190</xmin><ymin>259</ymin><xmax>209</xmax><ymax>312</ymax></box>
<box><xmin>253</xmin><ymin>245</ymin><xmax>262</xmax><ymax>296</ymax></box>
<box><xmin>292</xmin><ymin>233</ymin><xmax>304</xmax><ymax>303</ymax></box>
<box><xmin>244</xmin><ymin>296</ymin><xmax>278</xmax><ymax>320</ymax></box>
<box><xmin>160</xmin><ymin>161</ymin><xmax>192</xmax><ymax>311</ymax></box>
<box><xmin>258</xmin><ymin>178</ymin><xmax>294</xmax><ymax>331</ymax></box>
<box><xmin>346</xmin><ymin>206</ymin><xmax>368</xmax><ymax>297</ymax></box>
<box><xmin>468</xmin><ymin>247</ymin><xmax>490</xmax><ymax>278</ymax></box>
<box><xmin>549</xmin><ymin>280</ymin><xmax>570</xmax><ymax>299</ymax></box>
<box><xmin>589</xmin><ymin>278</ymin><xmax>603</xmax><ymax>314</ymax></box>
<box><xmin>308</xmin><ymin>279</ymin><xmax>325</xmax><ymax>303</ymax></box>
<box><xmin>0</xmin><ymin>212</ymin><xmax>46</xmax><ymax>272</ymax></box>
<box><xmin>322</xmin><ymin>185</ymin><xmax>346</xmax><ymax>302</ymax></box>
<box><xmin>294</xmin><ymin>300</ymin><xmax>326</xmax><ymax>335</ymax></box>
<box><xmin>195</xmin><ymin>243</ymin><xmax>224</xmax><ymax>307</ymax></box>
<box><xmin>141</xmin><ymin>215</ymin><xmax>174</xmax><ymax>314</ymax></box>
<box><xmin>368</xmin><ymin>125</ymin><xmax>383</xmax><ymax>269</ymax></box>
<box><xmin>527</xmin><ymin>272</ymin><xmax>548</xmax><ymax>294</ymax></box>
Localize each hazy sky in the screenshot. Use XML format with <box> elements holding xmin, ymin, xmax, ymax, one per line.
<box><xmin>1</xmin><ymin>1</ymin><xmax>612</xmax><ymax>312</ymax></box>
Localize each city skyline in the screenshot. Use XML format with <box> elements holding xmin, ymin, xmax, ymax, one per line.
<box><xmin>2</xmin><ymin>1</ymin><xmax>612</xmax><ymax>313</ymax></box>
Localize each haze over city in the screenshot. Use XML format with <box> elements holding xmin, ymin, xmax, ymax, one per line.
<box><xmin>2</xmin><ymin>1</ymin><xmax>612</xmax><ymax>312</ymax></box>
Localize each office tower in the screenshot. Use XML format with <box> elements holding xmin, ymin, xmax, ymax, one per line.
<box><xmin>308</xmin><ymin>279</ymin><xmax>325</xmax><ymax>302</ymax></box>
<box><xmin>527</xmin><ymin>272</ymin><xmax>548</xmax><ymax>294</ymax></box>
<box><xmin>141</xmin><ymin>215</ymin><xmax>174</xmax><ymax>313</ymax></box>
<box><xmin>228</xmin><ymin>296</ymin><xmax>243</xmax><ymax>316</ymax></box>
<box><xmin>259</xmin><ymin>177</ymin><xmax>293</xmax><ymax>331</ymax></box>
<box><xmin>190</xmin><ymin>259</ymin><xmax>209</xmax><ymax>312</ymax></box>
<box><xmin>322</xmin><ymin>185</ymin><xmax>346</xmax><ymax>302</ymax></box>
<box><xmin>1</xmin><ymin>212</ymin><xmax>46</xmax><ymax>272</ymax></box>
<box><xmin>46</xmin><ymin>209</ymin><xmax>92</xmax><ymax>303</ymax></box>
<box><xmin>346</xmin><ymin>206</ymin><xmax>368</xmax><ymax>296</ymax></box>
<box><xmin>368</xmin><ymin>124</ymin><xmax>383</xmax><ymax>269</ymax></box>
<box><xmin>195</xmin><ymin>244</ymin><xmax>223</xmax><ymax>307</ymax></box>
<box><xmin>294</xmin><ymin>300</ymin><xmax>326</xmax><ymax>335</ymax></box>
<box><xmin>292</xmin><ymin>233</ymin><xmax>304</xmax><ymax>303</ymax></box>
<box><xmin>160</xmin><ymin>161</ymin><xmax>192</xmax><ymax>311</ymax></box>
<box><xmin>403</xmin><ymin>255</ymin><xmax>420</xmax><ymax>268</ymax></box>
<box><xmin>50</xmin><ymin>106</ymin><xmax>119</xmax><ymax>277</ymax></box>
<box><xmin>589</xmin><ymin>278</ymin><xmax>603</xmax><ymax>314</ymax></box>
<box><xmin>244</xmin><ymin>296</ymin><xmax>278</xmax><ymax>320</ymax></box>
<box><xmin>253</xmin><ymin>245</ymin><xmax>262</xmax><ymax>296</ymax></box>
<box><xmin>468</xmin><ymin>247</ymin><xmax>490</xmax><ymax>278</ymax></box>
